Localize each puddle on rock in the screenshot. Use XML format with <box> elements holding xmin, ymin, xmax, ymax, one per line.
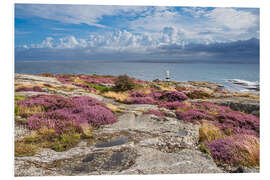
<box><xmin>176</xmin><ymin>130</ymin><xmax>188</xmax><ymax>136</ymax></box>
<box><xmin>95</xmin><ymin>136</ymin><xmax>129</xmax><ymax>148</ymax></box>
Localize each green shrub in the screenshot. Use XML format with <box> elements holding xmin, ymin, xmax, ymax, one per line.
<box><xmin>15</xmin><ymin>95</ymin><xmax>27</xmax><ymax>102</ymax></box>
<box><xmin>51</xmin><ymin>133</ymin><xmax>81</xmax><ymax>152</ymax></box>
<box><xmin>89</xmin><ymin>84</ymin><xmax>112</xmax><ymax>93</ymax></box>
<box><xmin>14</xmin><ymin>106</ymin><xmax>18</xmax><ymax>115</ymax></box>
<box><xmin>113</xmin><ymin>75</ymin><xmax>136</xmax><ymax>91</ymax></box>
<box><xmin>199</xmin><ymin>143</ymin><xmax>211</xmax><ymax>155</ymax></box>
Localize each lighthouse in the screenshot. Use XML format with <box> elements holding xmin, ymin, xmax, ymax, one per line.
<box><xmin>165</xmin><ymin>70</ymin><xmax>170</xmax><ymax>81</ymax></box>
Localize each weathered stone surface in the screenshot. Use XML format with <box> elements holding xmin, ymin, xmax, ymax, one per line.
<box><xmin>14</xmin><ymin>73</ymin><xmax>104</xmax><ymax>101</ymax></box>
<box><xmin>120</xmin><ymin>148</ymin><xmax>223</xmax><ymax>174</ymax></box>
<box><xmin>14</xmin><ymin>113</ymin><xmax>203</xmax><ymax>176</ymax></box>
<box><xmin>15</xmin><ymin>74</ymin><xmax>61</xmax><ymax>84</ymax></box>
<box><xmin>192</xmin><ymin>97</ymin><xmax>259</xmax><ymax>116</ymax></box>
<box><xmin>14</xmin><ymin>122</ymin><xmax>31</xmax><ymax>141</ymax></box>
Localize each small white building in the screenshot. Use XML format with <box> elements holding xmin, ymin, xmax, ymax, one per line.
<box><xmin>166</xmin><ymin>70</ymin><xmax>170</xmax><ymax>81</ymax></box>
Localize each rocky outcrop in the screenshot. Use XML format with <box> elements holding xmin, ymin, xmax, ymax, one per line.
<box><xmin>192</xmin><ymin>97</ymin><xmax>259</xmax><ymax>116</ymax></box>
<box><xmin>14</xmin><ymin>74</ymin><xmax>259</xmax><ymax>176</ymax></box>
<box><xmin>15</xmin><ymin>112</ymin><xmax>223</xmax><ymax>176</ymax></box>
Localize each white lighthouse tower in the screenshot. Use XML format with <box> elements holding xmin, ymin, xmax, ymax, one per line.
<box><xmin>165</xmin><ymin>70</ymin><xmax>170</xmax><ymax>81</ymax></box>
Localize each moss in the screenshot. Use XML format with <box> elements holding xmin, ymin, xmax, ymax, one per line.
<box><xmin>199</xmin><ymin>143</ymin><xmax>211</xmax><ymax>155</ymax></box>
<box><xmin>14</xmin><ymin>106</ymin><xmax>18</xmax><ymax>115</ymax></box>
<box><xmin>89</xmin><ymin>84</ymin><xmax>112</xmax><ymax>93</ymax></box>
<box><xmin>19</xmin><ymin>128</ymin><xmax>82</xmax><ymax>155</ymax></box>
<box><xmin>15</xmin><ymin>141</ymin><xmax>38</xmax><ymax>157</ymax></box>
<box><xmin>15</xmin><ymin>95</ymin><xmax>27</xmax><ymax>102</ymax></box>
<box><xmin>50</xmin><ymin>133</ymin><xmax>81</xmax><ymax>152</ymax></box>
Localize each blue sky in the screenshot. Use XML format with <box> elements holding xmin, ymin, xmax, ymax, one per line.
<box><xmin>15</xmin><ymin>4</ymin><xmax>260</xmax><ymax>62</ymax></box>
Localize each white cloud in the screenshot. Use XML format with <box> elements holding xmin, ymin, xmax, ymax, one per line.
<box><xmin>15</xmin><ymin>4</ymin><xmax>148</xmax><ymax>28</ymax></box>
<box><xmin>204</xmin><ymin>8</ymin><xmax>259</xmax><ymax>30</ymax></box>
<box><xmin>17</xmin><ymin>6</ymin><xmax>259</xmax><ymax>50</ymax></box>
<box><xmin>182</xmin><ymin>7</ymin><xmax>207</xmax><ymax>18</ymax></box>
<box><xmin>31</xmin><ymin>37</ymin><xmax>54</xmax><ymax>48</ymax></box>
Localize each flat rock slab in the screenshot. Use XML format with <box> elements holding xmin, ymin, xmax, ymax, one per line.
<box><xmin>15</xmin><ymin>74</ymin><xmax>61</xmax><ymax>84</ymax></box>
<box><xmin>192</xmin><ymin>97</ymin><xmax>259</xmax><ymax>115</ymax></box>
<box><xmin>102</xmin><ymin>113</ymin><xmax>199</xmax><ymax>152</ymax></box>
<box><xmin>95</xmin><ymin>136</ymin><xmax>129</xmax><ymax>148</ymax></box>
<box><xmin>120</xmin><ymin>148</ymin><xmax>223</xmax><ymax>174</ymax></box>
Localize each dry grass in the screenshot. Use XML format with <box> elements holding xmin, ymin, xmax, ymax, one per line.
<box><xmin>16</xmin><ymin>105</ymin><xmax>45</xmax><ymax>118</ymax></box>
<box><xmin>176</xmin><ymin>101</ymin><xmax>192</xmax><ymax>112</ymax></box>
<box><xmin>102</xmin><ymin>91</ymin><xmax>129</xmax><ymax>102</ymax></box>
<box><xmin>134</xmin><ymin>88</ymin><xmax>152</xmax><ymax>95</ymax></box>
<box><xmin>105</xmin><ymin>103</ymin><xmax>124</xmax><ymax>113</ymax></box>
<box><xmin>232</xmin><ymin>92</ymin><xmax>260</xmax><ymax>100</ymax></box>
<box><xmin>199</xmin><ymin>121</ymin><xmax>225</xmax><ymax>142</ymax></box>
<box><xmin>233</xmin><ymin>135</ymin><xmax>260</xmax><ymax>166</ymax></box>
<box><xmin>15</xmin><ymin>141</ymin><xmax>38</xmax><ymax>157</ymax></box>
<box><xmin>43</xmin><ymin>83</ymin><xmax>76</xmax><ymax>92</ymax></box>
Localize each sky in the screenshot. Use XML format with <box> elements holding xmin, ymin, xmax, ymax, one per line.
<box><xmin>15</xmin><ymin>4</ymin><xmax>260</xmax><ymax>62</ymax></box>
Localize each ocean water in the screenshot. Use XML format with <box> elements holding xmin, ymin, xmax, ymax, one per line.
<box><xmin>15</xmin><ymin>61</ymin><xmax>259</xmax><ymax>91</ymax></box>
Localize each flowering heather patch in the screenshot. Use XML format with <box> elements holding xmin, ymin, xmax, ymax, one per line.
<box><xmin>16</xmin><ymin>86</ymin><xmax>44</xmax><ymax>92</ymax></box>
<box><xmin>158</xmin><ymin>101</ymin><xmax>187</xmax><ymax>110</ymax></box>
<box><xmin>17</xmin><ymin>94</ymin><xmax>74</xmax><ymax>111</ymax></box>
<box><xmin>175</xmin><ymin>101</ymin><xmax>259</xmax><ymax>137</ymax></box>
<box><xmin>27</xmin><ymin>105</ymin><xmax>116</xmax><ymax>133</ymax></box>
<box><xmin>143</xmin><ymin>109</ymin><xmax>165</xmax><ymax>117</ymax></box>
<box><xmin>176</xmin><ymin>109</ymin><xmax>212</xmax><ymax>123</ymax></box>
<box><xmin>160</xmin><ymin>91</ymin><xmax>188</xmax><ymax>102</ymax></box>
<box><xmin>78</xmin><ymin>75</ymin><xmax>116</xmax><ymax>84</ymax></box>
<box><xmin>55</xmin><ymin>74</ymin><xmax>74</xmax><ymax>84</ymax></box>
<box><xmin>130</xmin><ymin>91</ymin><xmax>146</xmax><ymax>97</ymax></box>
<box><xmin>126</xmin><ymin>96</ymin><xmax>155</xmax><ymax>104</ymax></box>
<box><xmin>216</xmin><ymin>111</ymin><xmax>259</xmax><ymax>136</ymax></box>
<box><xmin>132</xmin><ymin>78</ymin><xmax>148</xmax><ymax>84</ymax></box>
<box><xmin>193</xmin><ymin>102</ymin><xmax>231</xmax><ymax>114</ymax></box>
<box><xmin>72</xmin><ymin>83</ymin><xmax>96</xmax><ymax>93</ymax></box>
<box><xmin>206</xmin><ymin>134</ymin><xmax>259</xmax><ymax>166</ymax></box>
<box><xmin>149</xmin><ymin>91</ymin><xmax>163</xmax><ymax>100</ymax></box>
<box><xmin>17</xmin><ymin>95</ymin><xmax>117</xmax><ymax>133</ymax></box>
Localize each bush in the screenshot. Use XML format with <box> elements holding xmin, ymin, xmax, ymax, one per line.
<box><xmin>160</xmin><ymin>91</ymin><xmax>188</xmax><ymax>102</ymax></box>
<box><xmin>158</xmin><ymin>101</ymin><xmax>186</xmax><ymax>110</ymax></box>
<box><xmin>17</xmin><ymin>95</ymin><xmax>117</xmax><ymax>134</ymax></box>
<box><xmin>176</xmin><ymin>109</ymin><xmax>212</xmax><ymax>123</ymax></box>
<box><xmin>130</xmin><ymin>91</ymin><xmax>146</xmax><ymax>97</ymax></box>
<box><xmin>113</xmin><ymin>75</ymin><xmax>136</xmax><ymax>91</ymax></box>
<box><xmin>206</xmin><ymin>134</ymin><xmax>260</xmax><ymax>166</ymax></box>
<box><xmin>216</xmin><ymin>111</ymin><xmax>259</xmax><ymax>136</ymax></box>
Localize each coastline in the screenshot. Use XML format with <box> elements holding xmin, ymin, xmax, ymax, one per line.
<box><xmin>14</xmin><ymin>73</ymin><xmax>260</xmax><ymax>176</ymax></box>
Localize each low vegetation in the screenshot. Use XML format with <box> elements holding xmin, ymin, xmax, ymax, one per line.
<box><xmin>15</xmin><ymin>73</ymin><xmax>260</xmax><ymax>168</ymax></box>
<box><xmin>14</xmin><ymin>94</ymin><xmax>117</xmax><ymax>156</ymax></box>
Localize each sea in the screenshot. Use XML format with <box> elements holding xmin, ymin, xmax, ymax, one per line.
<box><xmin>15</xmin><ymin>60</ymin><xmax>260</xmax><ymax>92</ymax></box>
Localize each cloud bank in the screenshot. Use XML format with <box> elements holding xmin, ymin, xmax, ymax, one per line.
<box><xmin>15</xmin><ymin>4</ymin><xmax>260</xmax><ymax>62</ymax></box>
